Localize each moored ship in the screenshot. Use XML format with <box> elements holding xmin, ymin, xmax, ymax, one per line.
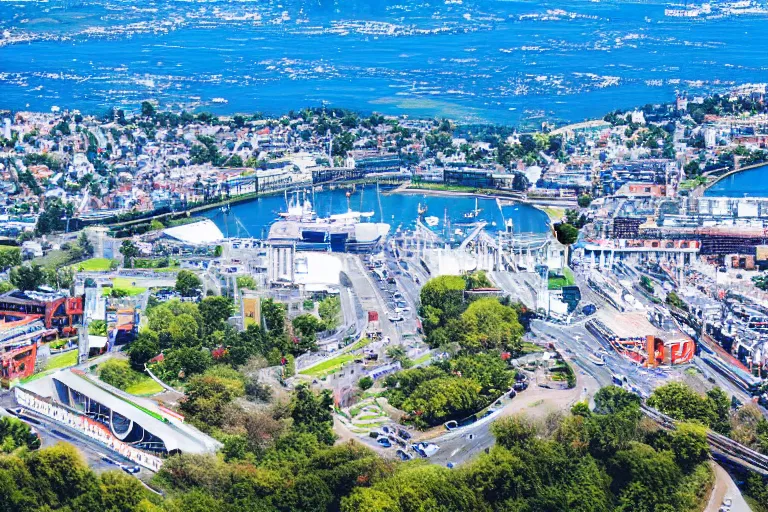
<box><xmin>268</xmin><ymin>191</ymin><xmax>390</xmax><ymax>253</ymax></box>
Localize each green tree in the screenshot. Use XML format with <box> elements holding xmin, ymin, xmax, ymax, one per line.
<box><xmin>128</xmin><ymin>330</ymin><xmax>160</xmax><ymax>371</ymax></box>
<box><xmin>175</xmin><ymin>270</ymin><xmax>202</xmax><ymax>297</ymax></box>
<box><xmin>400</xmin><ymin>376</ymin><xmax>484</xmax><ymax>428</ymax></box>
<box><xmin>9</xmin><ymin>264</ymin><xmax>46</xmax><ymax>291</ymax></box>
<box><xmin>77</xmin><ymin>232</ymin><xmax>94</xmax><ymax>257</ymax></box>
<box><xmin>463</xmin><ymin>270</ymin><xmax>493</xmax><ymax>290</ymax></box>
<box><xmin>141</xmin><ymin>101</ymin><xmax>156</xmax><ymax>117</ymax></box>
<box><xmin>199</xmin><ymin>296</ymin><xmax>234</xmax><ymax>336</ymax></box>
<box><xmin>119</xmin><ymin>240</ymin><xmax>140</xmax><ymax>268</ymax></box>
<box><xmin>593</xmin><ymin>386</ymin><xmax>641</xmax><ymax>415</ymax></box>
<box><xmin>168</xmin><ymin>313</ymin><xmax>200</xmax><ymax>348</ymax></box>
<box><xmin>99</xmin><ymin>471</ymin><xmax>148</xmax><ymax>512</ymax></box>
<box><xmin>25</xmin><ymin>443</ymin><xmax>101</xmax><ymax>510</ymax></box>
<box><xmin>459</xmin><ymin>298</ymin><xmax>524</xmax><ymax>354</ymax></box>
<box><xmin>492</xmin><ymin>414</ymin><xmax>539</xmax><ymax>449</ymax></box>
<box><xmin>705</xmin><ymin>387</ymin><xmax>732</xmax><ymax>435</ymax></box>
<box><xmin>0</xmin><ymin>247</ymin><xmax>21</xmax><ymax>271</ymax></box>
<box><xmin>665</xmin><ymin>291</ymin><xmax>688</xmax><ymax>311</ymax></box>
<box><xmin>159</xmin><ymin>347</ymin><xmax>212</xmax><ymax>381</ymax></box>
<box><xmin>577</xmin><ymin>194</ymin><xmax>593</xmax><ymax>208</ymax></box>
<box><xmin>0</xmin><ymin>416</ymin><xmax>41</xmax><ymax>451</ymax></box>
<box><xmin>292</xmin><ymin>314</ymin><xmax>324</xmax><ymax>352</ymax></box>
<box><xmin>236</xmin><ymin>275</ymin><xmax>257</xmax><ymax>290</ymax></box>
<box><xmin>317</xmin><ymin>296</ymin><xmax>341</xmax><ymax>330</ymax></box>
<box><xmin>555</xmin><ymin>223</ymin><xmax>579</xmax><ymax>245</ymax></box>
<box><xmin>669</xmin><ymin>423</ymin><xmax>709</xmax><ymax>472</ymax></box>
<box><xmin>647</xmin><ymin>382</ymin><xmax>713</xmax><ymax>427</ymax></box>
<box><xmin>291</xmin><ymin>384</ymin><xmax>335</xmax><ymax>445</ymax></box>
<box><xmin>180</xmin><ymin>367</ymin><xmax>245</xmax><ymax>429</ymax></box>
<box><xmin>98</xmin><ymin>359</ymin><xmax>138</xmax><ymax>390</ymax></box>
<box><xmin>358</xmin><ymin>376</ymin><xmax>374</xmax><ymax>391</ymax></box>
<box><xmin>419</xmin><ymin>275</ymin><xmax>467</xmax><ymax>322</ymax></box>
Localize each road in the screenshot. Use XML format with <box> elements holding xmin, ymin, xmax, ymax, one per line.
<box><xmin>427</xmin><ymin>376</ymin><xmax>589</xmax><ymax>466</ymax></box>
<box><xmin>705</xmin><ymin>462</ymin><xmax>752</xmax><ymax>512</ymax></box>
<box><xmin>0</xmin><ymin>391</ymin><xmax>137</xmax><ymax>473</ymax></box>
<box><xmin>531</xmin><ymin>319</ymin><xmax>660</xmax><ymax>397</ymax></box>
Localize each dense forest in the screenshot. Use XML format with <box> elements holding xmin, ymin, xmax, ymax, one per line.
<box><xmin>0</xmin><ymin>386</ymin><xmax>721</xmax><ymax>512</ymax></box>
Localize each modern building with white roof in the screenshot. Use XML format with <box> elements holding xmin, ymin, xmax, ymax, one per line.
<box><xmin>18</xmin><ymin>369</ymin><xmax>220</xmax><ymax>457</ymax></box>
<box><xmin>161</xmin><ymin>218</ymin><xmax>225</xmax><ymax>245</ymax></box>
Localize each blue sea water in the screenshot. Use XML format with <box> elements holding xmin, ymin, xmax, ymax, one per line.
<box><xmin>704</xmin><ymin>164</ymin><xmax>768</xmax><ymax>197</ymax></box>
<box><xmin>2</xmin><ymin>0</ymin><xmax>768</xmax><ymax>125</ymax></box>
<box><xmin>197</xmin><ymin>185</ymin><xmax>550</xmax><ymax>238</ymax></box>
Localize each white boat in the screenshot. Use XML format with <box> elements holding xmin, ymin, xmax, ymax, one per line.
<box><xmin>463</xmin><ymin>198</ymin><xmax>482</xmax><ymax>219</ymax></box>
<box><xmin>424</xmin><ymin>216</ymin><xmax>439</xmax><ymax>227</ymax></box>
<box><xmin>212</xmin><ymin>97</ymin><xmax>228</xmax><ymax>104</ymax></box>
<box><xmin>454</xmin><ymin>228</ymin><xmax>464</xmax><ymax>236</ymax></box>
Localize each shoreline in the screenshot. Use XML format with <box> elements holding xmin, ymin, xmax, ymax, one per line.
<box><xmin>699</xmin><ymin>161</ymin><xmax>768</xmax><ymax>195</ymax></box>
<box><xmin>106</xmin><ymin>182</ymin><xmax>560</xmax><ymax>238</ymax></box>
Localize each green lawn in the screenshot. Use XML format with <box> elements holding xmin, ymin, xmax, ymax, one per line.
<box><xmin>539</xmin><ymin>206</ymin><xmax>566</xmax><ymax>222</ymax></box>
<box><xmin>74</xmin><ymin>258</ymin><xmax>117</xmax><ymax>272</ymax></box>
<box><xmin>125</xmin><ymin>378</ymin><xmax>164</xmax><ymax>396</ymax></box>
<box><xmin>112</xmin><ymin>278</ymin><xmax>147</xmax><ymax>296</ymax></box>
<box><xmin>413</xmin><ymin>353</ymin><xmax>431</xmax><ymax>365</ymax></box>
<box><xmin>45</xmin><ymin>350</ymin><xmax>78</xmax><ymax>371</ymax></box>
<box><xmin>357</xmin><ymin>414</ymin><xmax>386</xmax><ymax>421</ymax></box>
<box><xmin>548</xmin><ymin>267</ymin><xmax>575</xmax><ymax>290</ymax></box>
<box><xmin>299</xmin><ymin>353</ymin><xmax>356</xmax><ymax>378</ymax></box>
<box><xmin>349</xmin><ymin>337</ymin><xmax>372</xmax><ymax>351</ymax></box>
<box><xmin>679</xmin><ymin>176</ymin><xmax>709</xmax><ymax>191</ymax></box>
<box><xmin>33</xmin><ymin>249</ymin><xmax>77</xmax><ymax>269</ymax></box>
<box><xmin>521</xmin><ymin>342</ymin><xmax>545</xmax><ymax>354</ymax></box>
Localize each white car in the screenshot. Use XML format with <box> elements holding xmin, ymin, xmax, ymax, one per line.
<box><xmin>722</xmin><ymin>497</ymin><xmax>733</xmax><ymax>507</ymax></box>
<box><xmin>388</xmin><ymin>314</ymin><xmax>404</xmax><ymax>322</ymax></box>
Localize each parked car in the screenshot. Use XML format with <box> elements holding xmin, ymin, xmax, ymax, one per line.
<box><xmin>444</xmin><ymin>420</ymin><xmax>459</xmax><ymax>431</ymax></box>
<box><xmin>377</xmin><ymin>437</ymin><xmax>392</xmax><ymax>448</ymax></box>
<box><xmin>395</xmin><ymin>449</ymin><xmax>413</xmax><ymax>461</ymax></box>
<box><xmin>411</xmin><ymin>442</ymin><xmax>439</xmax><ymax>458</ymax></box>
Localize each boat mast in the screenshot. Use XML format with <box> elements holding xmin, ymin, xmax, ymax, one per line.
<box><xmin>377</xmin><ymin>181</ymin><xmax>384</xmax><ymax>222</ymax></box>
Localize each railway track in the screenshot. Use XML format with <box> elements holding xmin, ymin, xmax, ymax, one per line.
<box><xmin>641</xmin><ymin>404</ymin><xmax>768</xmax><ymax>475</ymax></box>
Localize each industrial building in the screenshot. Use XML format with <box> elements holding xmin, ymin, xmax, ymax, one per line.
<box><xmin>0</xmin><ymin>290</ymin><xmax>84</xmax><ymax>336</ymax></box>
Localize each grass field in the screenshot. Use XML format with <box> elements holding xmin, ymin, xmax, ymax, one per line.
<box><xmin>45</xmin><ymin>350</ymin><xmax>78</xmax><ymax>371</ymax></box>
<box><xmin>75</xmin><ymin>258</ymin><xmax>117</xmax><ymax>272</ymax></box>
<box><xmin>299</xmin><ymin>353</ymin><xmax>356</xmax><ymax>378</ymax></box>
<box><xmin>412</xmin><ymin>353</ymin><xmax>431</xmax><ymax>365</ymax></box>
<box><xmin>521</xmin><ymin>342</ymin><xmax>545</xmax><ymax>354</ymax></box>
<box><xmin>125</xmin><ymin>378</ymin><xmax>164</xmax><ymax>396</ymax></box>
<box><xmin>678</xmin><ymin>176</ymin><xmax>709</xmax><ymax>191</ymax></box>
<box><xmin>547</xmin><ymin>267</ymin><xmax>575</xmax><ymax>290</ymax></box>
<box><xmin>538</xmin><ymin>206</ymin><xmax>566</xmax><ymax>222</ymax></box>
<box><xmin>348</xmin><ymin>337</ymin><xmax>372</xmax><ymax>351</ymax></box>
<box><xmin>33</xmin><ymin>249</ymin><xmax>76</xmax><ymax>269</ymax></box>
<box><xmin>112</xmin><ymin>277</ymin><xmax>147</xmax><ymax>296</ymax></box>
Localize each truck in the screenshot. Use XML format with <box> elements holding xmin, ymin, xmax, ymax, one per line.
<box><xmin>367</xmin><ymin>311</ymin><xmax>382</xmax><ymax>339</ymax></box>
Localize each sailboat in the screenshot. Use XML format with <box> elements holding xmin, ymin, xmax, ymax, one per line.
<box><xmin>463</xmin><ymin>198</ymin><xmax>482</xmax><ymax>219</ymax></box>
<box><xmin>424</xmin><ymin>216</ymin><xmax>439</xmax><ymax>227</ymax></box>
<box><xmin>417</xmin><ymin>203</ymin><xmax>428</xmax><ymax>216</ymax></box>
